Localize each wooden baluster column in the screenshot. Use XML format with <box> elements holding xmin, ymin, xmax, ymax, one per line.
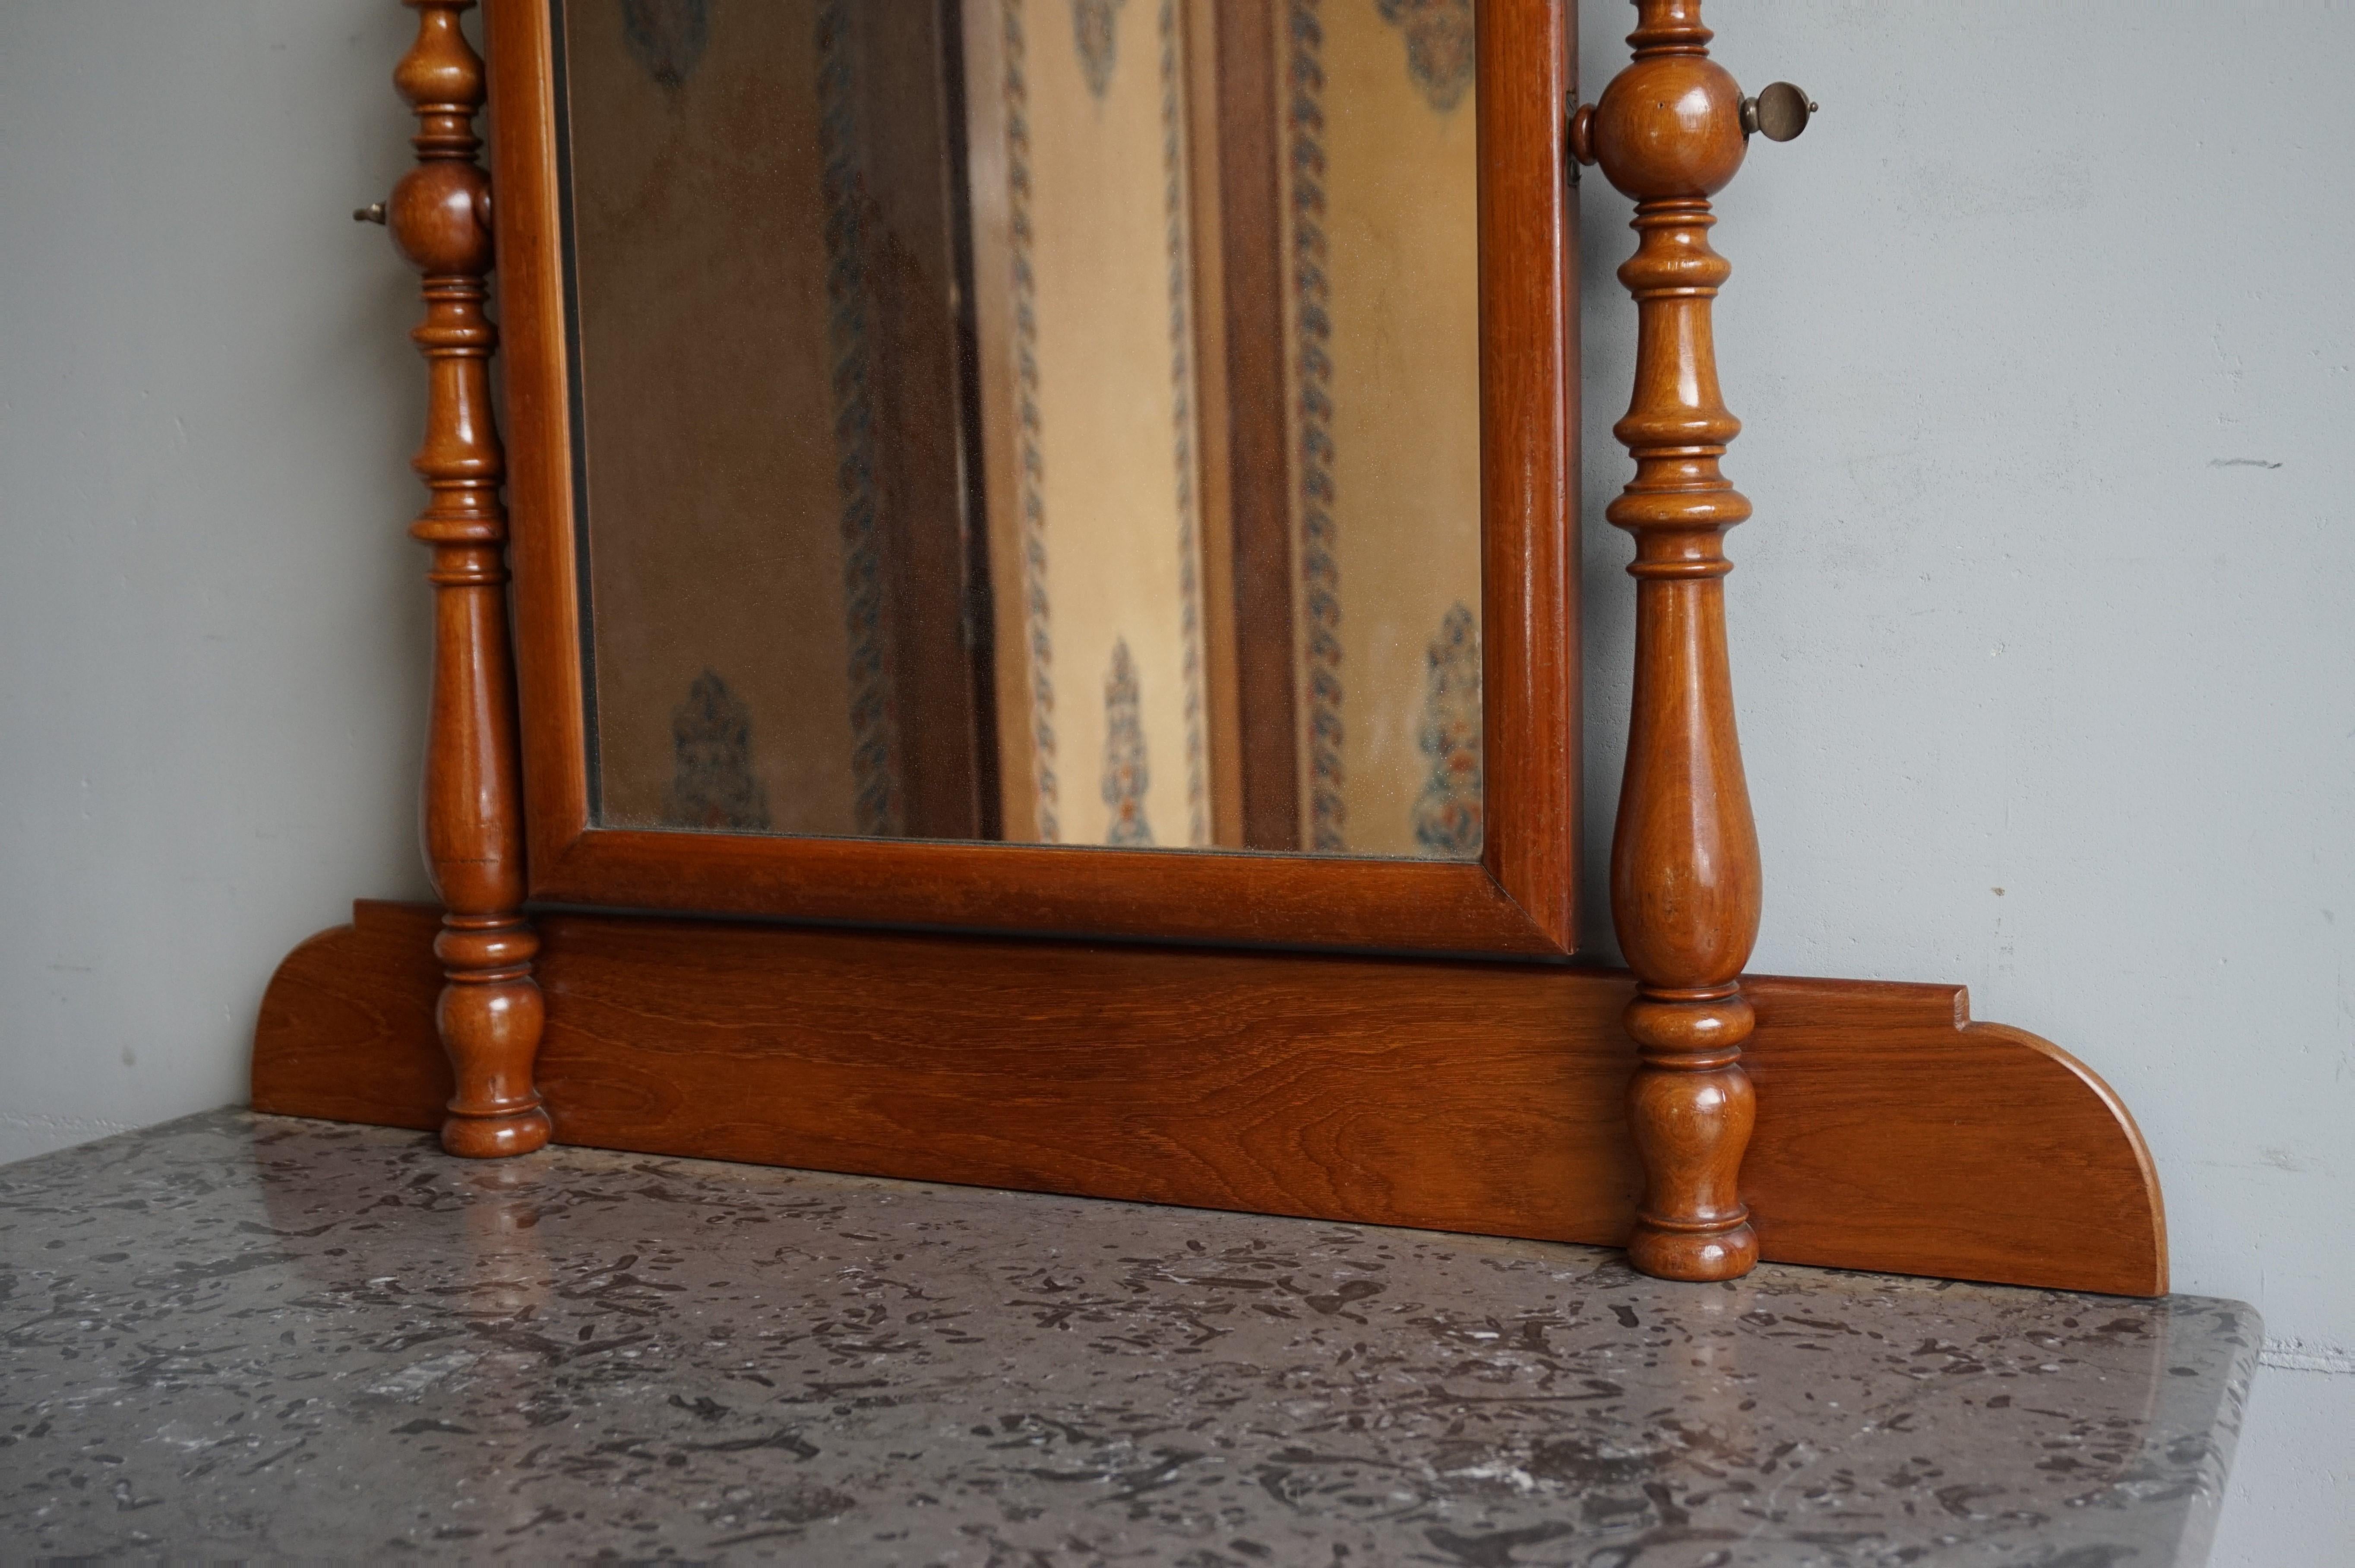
<box><xmin>380</xmin><ymin>0</ymin><xmax>550</xmax><ymax>1158</ymax></box>
<box><xmin>1573</xmin><ymin>0</ymin><xmax>1810</xmax><ymax>1279</ymax></box>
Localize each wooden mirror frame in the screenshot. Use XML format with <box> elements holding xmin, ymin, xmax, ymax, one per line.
<box><xmin>257</xmin><ymin>0</ymin><xmax>2173</xmax><ymax>1302</ymax></box>
<box><xmin>493</xmin><ymin>0</ymin><xmax>1582</xmax><ymax>956</ymax></box>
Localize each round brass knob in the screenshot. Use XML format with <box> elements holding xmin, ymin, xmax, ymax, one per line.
<box><xmin>1741</xmin><ymin>82</ymin><xmax>1817</xmax><ymax>142</ymax></box>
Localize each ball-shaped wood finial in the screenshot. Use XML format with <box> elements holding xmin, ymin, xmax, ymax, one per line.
<box><xmin>389</xmin><ymin>161</ymin><xmax>493</xmax><ymax>276</ymax></box>
<box><xmin>1587</xmin><ymin>54</ymin><xmax>1749</xmax><ymax>202</ymax></box>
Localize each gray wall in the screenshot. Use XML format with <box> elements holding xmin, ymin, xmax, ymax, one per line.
<box><xmin>0</xmin><ymin>0</ymin><xmax>433</xmax><ymax>1159</ymax></box>
<box><xmin>0</xmin><ymin>1</ymin><xmax>2346</xmax><ymax>1559</ymax></box>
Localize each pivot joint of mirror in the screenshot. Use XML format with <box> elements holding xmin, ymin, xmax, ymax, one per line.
<box><xmin>1567</xmin><ymin>82</ymin><xmax>1814</xmax><ymax>185</ymax></box>
<box><xmin>1741</xmin><ymin>82</ymin><xmax>1817</xmax><ymax>143</ymax></box>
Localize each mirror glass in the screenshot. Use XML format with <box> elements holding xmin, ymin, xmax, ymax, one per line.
<box><xmin>556</xmin><ymin>0</ymin><xmax>1482</xmax><ymax>857</ymax></box>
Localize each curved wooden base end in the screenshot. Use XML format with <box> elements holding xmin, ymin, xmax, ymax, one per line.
<box><xmin>253</xmin><ymin>902</ymin><xmax>2168</xmax><ymax>1297</ymax></box>
<box><xmin>252</xmin><ymin>909</ymin><xmax>450</xmax><ymax>1134</ymax></box>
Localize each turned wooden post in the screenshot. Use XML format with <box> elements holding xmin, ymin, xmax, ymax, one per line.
<box><xmin>378</xmin><ymin>0</ymin><xmax>549</xmax><ymax>1157</ymax></box>
<box><xmin>1573</xmin><ymin>0</ymin><xmax>1810</xmax><ymax>1280</ymax></box>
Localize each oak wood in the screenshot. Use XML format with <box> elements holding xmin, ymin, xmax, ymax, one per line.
<box><xmin>255</xmin><ymin>902</ymin><xmax>2169</xmax><ymax>1298</ymax></box>
<box><xmin>390</xmin><ymin>0</ymin><xmax>547</xmax><ymax>1159</ymax></box>
<box><xmin>484</xmin><ymin>0</ymin><xmax>590</xmax><ymax>887</ymax></box>
<box><xmin>1477</xmin><ymin>0</ymin><xmax>1581</xmax><ymax>953</ymax></box>
<box><xmin>1579</xmin><ymin>0</ymin><xmax>1772</xmax><ymax>1279</ymax></box>
<box><xmin>487</xmin><ymin>0</ymin><xmax>1580</xmax><ymax>955</ymax></box>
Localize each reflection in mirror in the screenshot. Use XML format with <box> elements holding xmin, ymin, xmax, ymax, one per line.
<box><xmin>559</xmin><ymin>0</ymin><xmax>1481</xmax><ymax>857</ymax></box>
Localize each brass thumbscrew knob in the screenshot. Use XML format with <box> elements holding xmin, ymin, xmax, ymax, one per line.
<box><xmin>354</xmin><ymin>202</ymin><xmax>388</xmax><ymax>224</ymax></box>
<box><xmin>1740</xmin><ymin>82</ymin><xmax>1817</xmax><ymax>142</ymax></box>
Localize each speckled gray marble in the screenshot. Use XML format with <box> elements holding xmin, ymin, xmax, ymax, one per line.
<box><xmin>0</xmin><ymin>1111</ymin><xmax>2253</xmax><ymax>1565</ymax></box>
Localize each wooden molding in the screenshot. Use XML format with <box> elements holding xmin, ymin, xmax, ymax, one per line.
<box><xmin>256</xmin><ymin>902</ymin><xmax>2167</xmax><ymax>1298</ymax></box>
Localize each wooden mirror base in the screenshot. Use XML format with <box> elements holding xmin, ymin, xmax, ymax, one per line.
<box><xmin>254</xmin><ymin>902</ymin><xmax>2167</xmax><ymax>1298</ymax></box>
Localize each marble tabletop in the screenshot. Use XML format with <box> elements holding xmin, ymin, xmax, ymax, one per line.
<box><xmin>0</xmin><ymin>1110</ymin><xmax>2255</xmax><ymax>1565</ymax></box>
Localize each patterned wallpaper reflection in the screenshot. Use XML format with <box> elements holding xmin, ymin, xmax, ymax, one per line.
<box><xmin>566</xmin><ymin>0</ymin><xmax>1483</xmax><ymax>859</ymax></box>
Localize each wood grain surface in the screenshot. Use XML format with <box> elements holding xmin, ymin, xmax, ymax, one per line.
<box><xmin>1580</xmin><ymin>0</ymin><xmax>1769</xmax><ymax>1280</ymax></box>
<box><xmin>255</xmin><ymin>902</ymin><xmax>2167</xmax><ymax>1297</ymax></box>
<box><xmin>388</xmin><ymin>0</ymin><xmax>548</xmax><ymax>1158</ymax></box>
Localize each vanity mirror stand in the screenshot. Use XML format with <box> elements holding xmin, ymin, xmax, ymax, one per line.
<box><xmin>259</xmin><ymin>0</ymin><xmax>2168</xmax><ymax>1299</ymax></box>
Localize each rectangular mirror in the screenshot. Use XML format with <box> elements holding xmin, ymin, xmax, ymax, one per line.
<box><xmin>498</xmin><ymin>0</ymin><xmax>1574</xmax><ymax>953</ymax></box>
<box><xmin>556</xmin><ymin>0</ymin><xmax>1484</xmax><ymax>858</ymax></box>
